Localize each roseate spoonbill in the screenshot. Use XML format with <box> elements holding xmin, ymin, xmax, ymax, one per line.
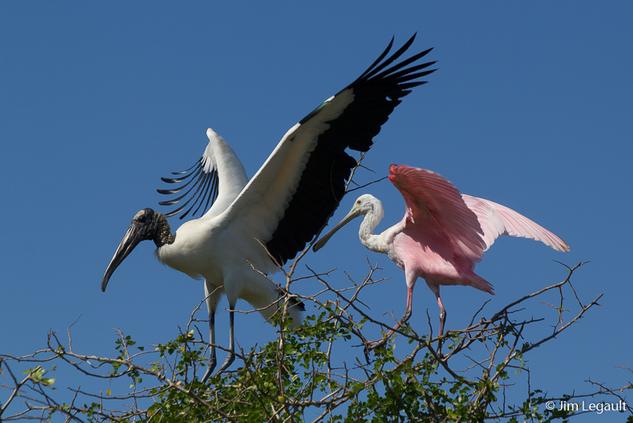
<box><xmin>314</xmin><ymin>164</ymin><xmax>569</xmax><ymax>344</ymax></box>
<box><xmin>101</xmin><ymin>36</ymin><xmax>436</xmax><ymax>380</ymax></box>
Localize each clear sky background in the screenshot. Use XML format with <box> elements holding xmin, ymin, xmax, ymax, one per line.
<box><xmin>1</xmin><ymin>1</ymin><xmax>631</xmax><ymax>420</ymax></box>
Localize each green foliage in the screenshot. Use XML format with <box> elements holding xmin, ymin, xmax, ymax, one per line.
<box><xmin>25</xmin><ymin>365</ymin><xmax>56</xmax><ymax>386</ymax></box>
<box><xmin>1</xmin><ymin>262</ymin><xmax>630</xmax><ymax>421</ymax></box>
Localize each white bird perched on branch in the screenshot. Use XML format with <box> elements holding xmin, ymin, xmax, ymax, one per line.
<box><xmin>101</xmin><ymin>35</ymin><xmax>436</xmax><ymax>381</ymax></box>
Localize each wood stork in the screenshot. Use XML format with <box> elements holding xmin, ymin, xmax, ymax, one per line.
<box><xmin>314</xmin><ymin>164</ymin><xmax>569</xmax><ymax>347</ymax></box>
<box><xmin>101</xmin><ymin>36</ymin><xmax>436</xmax><ymax>380</ymax></box>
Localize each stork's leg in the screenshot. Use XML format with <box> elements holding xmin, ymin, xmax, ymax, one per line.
<box><xmin>200</xmin><ymin>310</ymin><xmax>216</xmax><ymax>383</ymax></box>
<box><xmin>215</xmin><ymin>301</ymin><xmax>236</xmax><ymax>375</ymax></box>
<box><xmin>201</xmin><ymin>282</ymin><xmax>222</xmax><ymax>383</ymax></box>
<box><xmin>367</xmin><ymin>269</ymin><xmax>417</xmax><ymax>350</ymax></box>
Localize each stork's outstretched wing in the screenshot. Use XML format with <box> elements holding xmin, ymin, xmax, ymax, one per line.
<box><xmin>156</xmin><ymin>143</ymin><xmax>219</xmax><ymax>219</ymax></box>
<box><xmin>157</xmin><ymin>129</ymin><xmax>248</xmax><ymax>220</ymax></box>
<box><xmin>219</xmin><ymin>35</ymin><xmax>436</xmax><ymax>266</ymax></box>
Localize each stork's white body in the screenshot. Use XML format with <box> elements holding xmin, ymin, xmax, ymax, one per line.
<box><xmin>158</xmin><ymin>91</ymin><xmax>355</xmax><ymax>316</ymax></box>
<box><xmin>102</xmin><ymin>36</ymin><xmax>436</xmax><ymax>379</ymax></box>
<box><xmin>157</xmin><ymin>129</ymin><xmax>303</xmax><ymax>323</ymax></box>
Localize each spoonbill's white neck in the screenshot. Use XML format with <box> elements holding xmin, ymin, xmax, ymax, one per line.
<box><xmin>358</xmin><ymin>197</ymin><xmax>390</xmax><ymax>254</ymax></box>
<box><xmin>313</xmin><ymin>194</ymin><xmax>403</xmax><ymax>255</ymax></box>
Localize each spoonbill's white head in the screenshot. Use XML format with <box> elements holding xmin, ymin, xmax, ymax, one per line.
<box><xmin>313</xmin><ymin>194</ymin><xmax>381</xmax><ymax>251</ymax></box>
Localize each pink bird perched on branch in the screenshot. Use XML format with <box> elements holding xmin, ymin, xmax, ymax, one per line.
<box><xmin>313</xmin><ymin>164</ymin><xmax>570</xmax><ymax>347</ymax></box>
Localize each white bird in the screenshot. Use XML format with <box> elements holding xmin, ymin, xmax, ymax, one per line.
<box><xmin>101</xmin><ymin>35</ymin><xmax>436</xmax><ymax>380</ymax></box>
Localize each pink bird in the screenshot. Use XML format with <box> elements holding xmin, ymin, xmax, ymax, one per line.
<box><xmin>313</xmin><ymin>164</ymin><xmax>570</xmax><ymax>344</ymax></box>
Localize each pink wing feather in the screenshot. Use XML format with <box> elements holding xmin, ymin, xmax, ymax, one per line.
<box><xmin>461</xmin><ymin>195</ymin><xmax>570</xmax><ymax>252</ymax></box>
<box><xmin>389</xmin><ymin>164</ymin><xmax>570</xmax><ymax>262</ymax></box>
<box><xmin>388</xmin><ymin>164</ymin><xmax>487</xmax><ymax>261</ymax></box>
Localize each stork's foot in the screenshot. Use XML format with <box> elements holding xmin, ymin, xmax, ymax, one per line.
<box><xmin>214</xmin><ymin>351</ymin><xmax>235</xmax><ymax>376</ymax></box>
<box><xmin>200</xmin><ymin>354</ymin><xmax>217</xmax><ymax>383</ymax></box>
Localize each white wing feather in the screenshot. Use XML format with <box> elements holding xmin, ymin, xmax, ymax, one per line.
<box><xmin>217</xmin><ymin>91</ymin><xmax>354</xmax><ymax>246</ymax></box>
<box><xmin>201</xmin><ymin>129</ymin><xmax>248</xmax><ymax>219</ymax></box>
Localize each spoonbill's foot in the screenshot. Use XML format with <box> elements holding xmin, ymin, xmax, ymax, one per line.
<box><xmin>435</xmin><ymin>331</ymin><xmax>448</xmax><ymax>360</ymax></box>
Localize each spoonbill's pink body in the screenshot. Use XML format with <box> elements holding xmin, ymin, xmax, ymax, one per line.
<box><xmin>314</xmin><ymin>164</ymin><xmax>570</xmax><ymax>342</ymax></box>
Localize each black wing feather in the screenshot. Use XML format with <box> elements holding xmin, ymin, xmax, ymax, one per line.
<box><xmin>156</xmin><ymin>158</ymin><xmax>220</xmax><ymax>219</ymax></box>
<box><xmin>265</xmin><ymin>35</ymin><xmax>436</xmax><ymax>264</ymax></box>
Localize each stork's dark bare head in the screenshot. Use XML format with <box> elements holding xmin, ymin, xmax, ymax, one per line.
<box><xmin>131</xmin><ymin>208</ymin><xmax>159</xmax><ymax>239</ymax></box>
<box><xmin>101</xmin><ymin>208</ymin><xmax>173</xmax><ymax>292</ymax></box>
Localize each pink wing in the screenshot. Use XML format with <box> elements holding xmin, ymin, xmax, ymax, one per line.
<box><xmin>388</xmin><ymin>164</ymin><xmax>487</xmax><ymax>261</ymax></box>
<box><xmin>461</xmin><ymin>195</ymin><xmax>570</xmax><ymax>252</ymax></box>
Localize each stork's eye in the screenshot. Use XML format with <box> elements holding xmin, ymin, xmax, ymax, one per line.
<box><xmin>356</xmin><ymin>200</ymin><xmax>361</xmax><ymax>205</ymax></box>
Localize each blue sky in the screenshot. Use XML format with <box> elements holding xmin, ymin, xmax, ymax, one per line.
<box><xmin>1</xmin><ymin>1</ymin><xmax>631</xmax><ymax>420</ymax></box>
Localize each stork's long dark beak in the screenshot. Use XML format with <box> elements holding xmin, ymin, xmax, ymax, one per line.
<box><xmin>313</xmin><ymin>207</ymin><xmax>362</xmax><ymax>252</ymax></box>
<box><xmin>101</xmin><ymin>224</ymin><xmax>144</xmax><ymax>292</ymax></box>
